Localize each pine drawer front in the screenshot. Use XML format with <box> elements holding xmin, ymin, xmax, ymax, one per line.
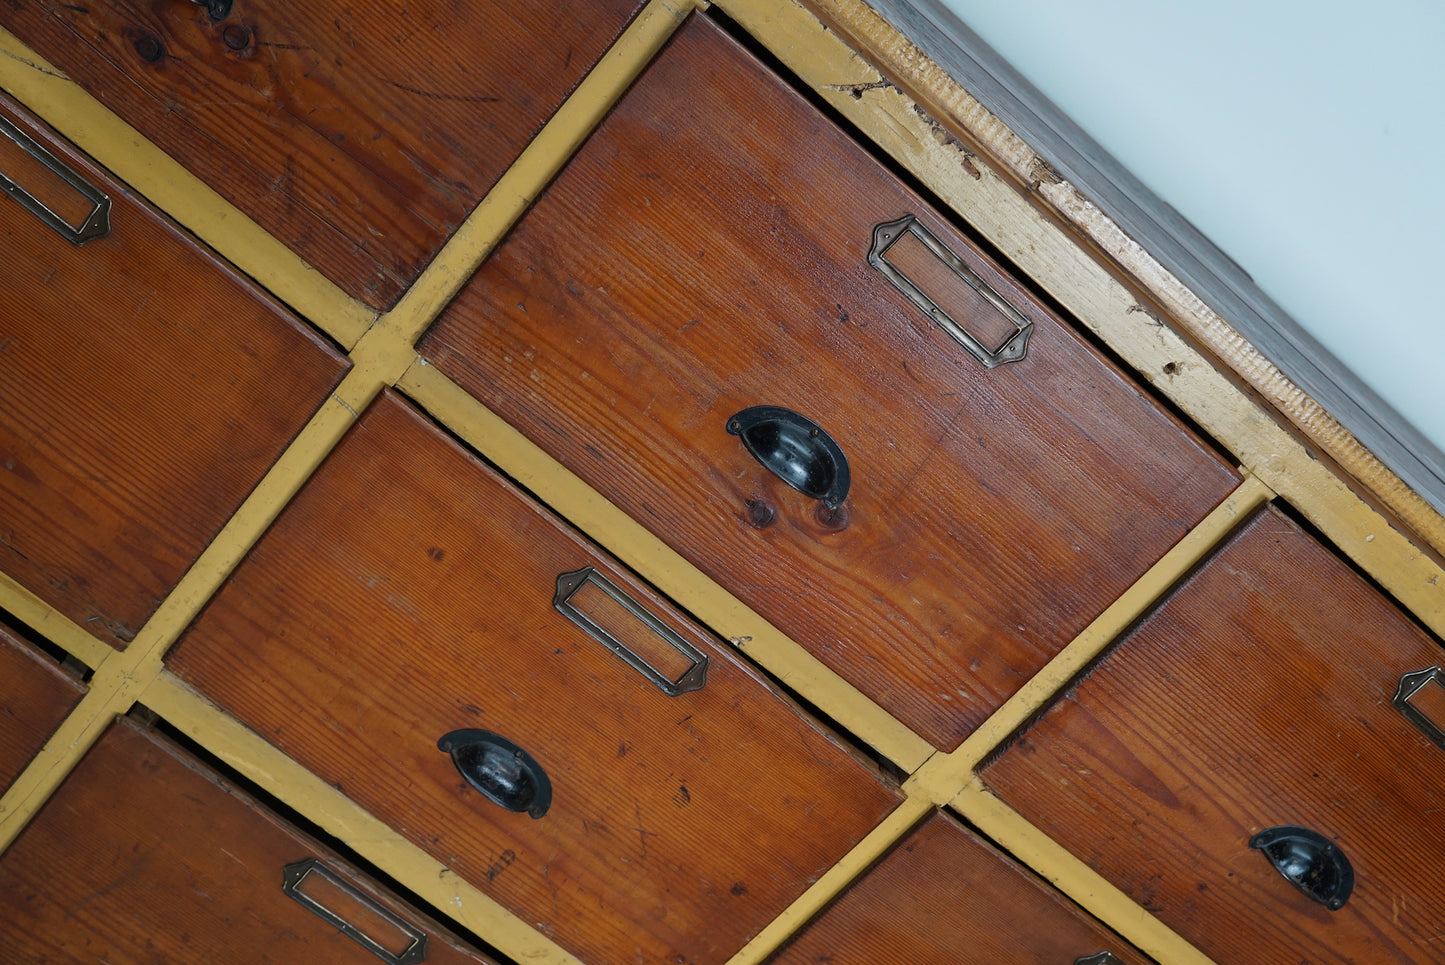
<box><xmin>2</xmin><ymin>0</ymin><xmax>646</xmax><ymax>309</ymax></box>
<box><xmin>0</xmin><ymin>94</ymin><xmax>349</xmax><ymax>648</ymax></box>
<box><xmin>0</xmin><ymin>717</ymin><xmax>494</xmax><ymax>964</ymax></box>
<box><xmin>772</xmin><ymin>811</ymin><xmax>1150</xmax><ymax>965</ymax></box>
<box><xmin>0</xmin><ymin>625</ymin><xmax>85</xmax><ymax>795</ymax></box>
<box><xmin>168</xmin><ymin>391</ymin><xmax>903</xmax><ymax>965</ymax></box>
<box><xmin>982</xmin><ymin>507</ymin><xmax>1445</xmax><ymax>964</ymax></box>
<box><xmin>418</xmin><ymin>14</ymin><xmax>1239</xmax><ymax>752</ymax></box>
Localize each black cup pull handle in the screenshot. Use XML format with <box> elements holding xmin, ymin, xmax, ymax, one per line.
<box><xmin>438</xmin><ymin>730</ymin><xmax>552</xmax><ymax>819</ymax></box>
<box><xmin>726</xmin><ymin>405</ymin><xmax>851</xmax><ymax>510</ymax></box>
<box><xmin>1249</xmin><ymin>825</ymin><xmax>1354</xmax><ymax>910</ymax></box>
<box><xmin>1074</xmin><ymin>954</ymin><xmax>1123</xmax><ymax>965</ymax></box>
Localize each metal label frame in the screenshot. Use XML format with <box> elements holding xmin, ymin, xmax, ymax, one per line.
<box><xmin>281</xmin><ymin>858</ymin><xmax>429</xmax><ymax>964</ymax></box>
<box><xmin>868</xmin><ymin>213</ymin><xmax>1031</xmax><ymax>368</ymax></box>
<box><xmin>554</xmin><ymin>566</ymin><xmax>709</xmax><ymax>696</ymax></box>
<box><xmin>1394</xmin><ymin>665</ymin><xmax>1445</xmax><ymax>750</ymax></box>
<box><xmin>0</xmin><ymin>113</ymin><xmax>111</xmax><ymax>245</ymax></box>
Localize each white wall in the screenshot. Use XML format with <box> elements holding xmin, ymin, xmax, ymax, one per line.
<box><xmin>938</xmin><ymin>0</ymin><xmax>1445</xmax><ymax>456</ymax></box>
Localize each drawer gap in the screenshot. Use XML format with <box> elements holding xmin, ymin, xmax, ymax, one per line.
<box><xmin>1270</xmin><ymin>496</ymin><xmax>1445</xmax><ymax>641</ymax></box>
<box><xmin>399</xmin><ymin>385</ymin><xmax>912</xmax><ymax>781</ymax></box>
<box><xmin>124</xmin><ymin>706</ymin><xmax>518</xmax><ymax>965</ymax></box>
<box><xmin>974</xmin><ymin>501</ymin><xmax>1269</xmax><ymax>773</ymax></box>
<box><xmin>704</xmin><ymin>3</ymin><xmax>1241</xmax><ymax>471</ymax></box>
<box><xmin>0</xmin><ymin>608</ymin><xmax>91</xmax><ymax>682</ymax></box>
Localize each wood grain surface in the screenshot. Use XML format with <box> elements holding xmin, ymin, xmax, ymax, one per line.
<box><xmin>419</xmin><ymin>14</ymin><xmax>1239</xmax><ymax>751</ymax></box>
<box><xmin>983</xmin><ymin>506</ymin><xmax>1445</xmax><ymax>964</ymax></box>
<box><xmin>168</xmin><ymin>390</ymin><xmax>903</xmax><ymax>965</ymax></box>
<box><xmin>0</xmin><ymin>717</ymin><xmax>494</xmax><ymax>964</ymax></box>
<box><xmin>1</xmin><ymin>0</ymin><xmax>647</xmax><ymax>308</ymax></box>
<box><xmin>0</xmin><ymin>93</ymin><xmax>348</xmax><ymax>647</ymax></box>
<box><xmin>0</xmin><ymin>624</ymin><xmax>84</xmax><ymax>795</ymax></box>
<box><xmin>772</xmin><ymin>810</ymin><xmax>1150</xmax><ymax>964</ymax></box>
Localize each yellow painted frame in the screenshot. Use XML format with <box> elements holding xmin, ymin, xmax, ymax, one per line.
<box><xmin>1</xmin><ymin>1</ymin><xmax>1441</xmax><ymax>965</ymax></box>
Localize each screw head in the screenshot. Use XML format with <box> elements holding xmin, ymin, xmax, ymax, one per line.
<box><xmin>221</xmin><ymin>23</ymin><xmax>251</xmax><ymax>50</ymax></box>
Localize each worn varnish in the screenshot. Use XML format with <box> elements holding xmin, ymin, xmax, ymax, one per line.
<box><xmin>983</xmin><ymin>507</ymin><xmax>1445</xmax><ymax>964</ymax></box>
<box><xmin>0</xmin><ymin>624</ymin><xmax>84</xmax><ymax>795</ymax></box>
<box><xmin>0</xmin><ymin>717</ymin><xmax>493</xmax><ymax>964</ymax></box>
<box><xmin>419</xmin><ymin>15</ymin><xmax>1238</xmax><ymax>751</ymax></box>
<box><xmin>2</xmin><ymin>0</ymin><xmax>647</xmax><ymax>308</ymax></box>
<box><xmin>0</xmin><ymin>95</ymin><xmax>348</xmax><ymax>647</ymax></box>
<box><xmin>772</xmin><ymin>811</ymin><xmax>1150</xmax><ymax>964</ymax></box>
<box><xmin>168</xmin><ymin>391</ymin><xmax>903</xmax><ymax>965</ymax></box>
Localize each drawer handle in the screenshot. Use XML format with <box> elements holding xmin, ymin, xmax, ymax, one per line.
<box><xmin>555</xmin><ymin>566</ymin><xmax>709</xmax><ymax>696</ymax></box>
<box><xmin>1394</xmin><ymin>665</ymin><xmax>1445</xmax><ymax>749</ymax></box>
<box><xmin>1249</xmin><ymin>825</ymin><xmax>1354</xmax><ymax>910</ymax></box>
<box><xmin>1074</xmin><ymin>954</ymin><xmax>1123</xmax><ymax>965</ymax></box>
<box><xmin>869</xmin><ymin>214</ymin><xmax>1032</xmax><ymax>368</ymax></box>
<box><xmin>0</xmin><ymin>114</ymin><xmax>111</xmax><ymax>245</ymax></box>
<box><xmin>726</xmin><ymin>405</ymin><xmax>851</xmax><ymax>510</ymax></box>
<box><xmin>438</xmin><ymin>729</ymin><xmax>552</xmax><ymax>819</ymax></box>
<box><xmin>282</xmin><ymin>857</ymin><xmax>429</xmax><ymax>964</ymax></box>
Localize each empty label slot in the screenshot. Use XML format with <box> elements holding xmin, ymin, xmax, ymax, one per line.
<box><xmin>568</xmin><ymin>576</ymin><xmax>699</xmax><ymax>683</ymax></box>
<box><xmin>283</xmin><ymin>858</ymin><xmax>426</xmax><ymax>963</ymax></box>
<box><xmin>883</xmin><ymin>229</ymin><xmax>1019</xmax><ymax>353</ymax></box>
<box><xmin>1404</xmin><ymin>670</ymin><xmax>1445</xmax><ymax>729</ymax></box>
<box><xmin>0</xmin><ymin>121</ymin><xmax>95</xmax><ymax>231</ymax></box>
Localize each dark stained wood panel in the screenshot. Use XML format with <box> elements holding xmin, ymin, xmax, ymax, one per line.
<box><xmin>419</xmin><ymin>15</ymin><xmax>1239</xmax><ymax>751</ymax></box>
<box><xmin>168</xmin><ymin>391</ymin><xmax>903</xmax><ymax>965</ymax></box>
<box><xmin>0</xmin><ymin>718</ymin><xmax>494</xmax><ymax>964</ymax></box>
<box><xmin>983</xmin><ymin>507</ymin><xmax>1445</xmax><ymax>965</ymax></box>
<box><xmin>1</xmin><ymin>0</ymin><xmax>648</xmax><ymax>308</ymax></box>
<box><xmin>772</xmin><ymin>811</ymin><xmax>1151</xmax><ymax>965</ymax></box>
<box><xmin>0</xmin><ymin>624</ymin><xmax>85</xmax><ymax>795</ymax></box>
<box><xmin>0</xmin><ymin>94</ymin><xmax>349</xmax><ymax>647</ymax></box>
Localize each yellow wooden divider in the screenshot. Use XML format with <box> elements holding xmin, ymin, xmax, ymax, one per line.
<box><xmin>719</xmin><ymin>475</ymin><xmax>1266</xmax><ymax>965</ymax></box>
<box><xmin>0</xmin><ymin>0</ymin><xmax>691</xmax><ymax>899</ymax></box>
<box><xmin>718</xmin><ymin>0</ymin><xmax>1445</xmax><ymax>637</ymax></box>
<box><xmin>397</xmin><ymin>357</ymin><xmax>937</xmax><ymax>773</ymax></box>
<box><xmin>0</xmin><ymin>2</ymin><xmax>1427</xmax><ymax>965</ymax></box>
<box><xmin>0</xmin><ymin>27</ymin><xmax>376</xmax><ymax>349</ymax></box>
<box><xmin>142</xmin><ymin>673</ymin><xmax>588</xmax><ymax>965</ymax></box>
<box><xmin>951</xmin><ymin>778</ymin><xmax>1217</xmax><ymax>965</ymax></box>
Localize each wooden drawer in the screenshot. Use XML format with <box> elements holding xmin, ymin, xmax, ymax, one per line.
<box><xmin>0</xmin><ymin>624</ymin><xmax>85</xmax><ymax>795</ymax></box>
<box><xmin>168</xmin><ymin>390</ymin><xmax>903</xmax><ymax>965</ymax></box>
<box><xmin>0</xmin><ymin>93</ymin><xmax>348</xmax><ymax>648</ymax></box>
<box><xmin>1</xmin><ymin>0</ymin><xmax>646</xmax><ymax>309</ymax></box>
<box><xmin>417</xmin><ymin>13</ymin><xmax>1239</xmax><ymax>751</ymax></box>
<box><xmin>772</xmin><ymin>811</ymin><xmax>1150</xmax><ymax>965</ymax></box>
<box><xmin>982</xmin><ymin>507</ymin><xmax>1445</xmax><ymax>963</ymax></box>
<box><xmin>0</xmin><ymin>716</ymin><xmax>494</xmax><ymax>964</ymax></box>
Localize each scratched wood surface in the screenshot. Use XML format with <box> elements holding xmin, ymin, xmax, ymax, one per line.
<box><xmin>0</xmin><ymin>624</ymin><xmax>84</xmax><ymax>795</ymax></box>
<box><xmin>0</xmin><ymin>93</ymin><xmax>348</xmax><ymax>648</ymax></box>
<box><xmin>419</xmin><ymin>14</ymin><xmax>1239</xmax><ymax>751</ymax></box>
<box><xmin>771</xmin><ymin>811</ymin><xmax>1151</xmax><ymax>964</ymax></box>
<box><xmin>0</xmin><ymin>0</ymin><xmax>647</xmax><ymax>308</ymax></box>
<box><xmin>983</xmin><ymin>506</ymin><xmax>1445</xmax><ymax>964</ymax></box>
<box><xmin>168</xmin><ymin>391</ymin><xmax>903</xmax><ymax>965</ymax></box>
<box><xmin>0</xmin><ymin>717</ymin><xmax>494</xmax><ymax>964</ymax></box>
